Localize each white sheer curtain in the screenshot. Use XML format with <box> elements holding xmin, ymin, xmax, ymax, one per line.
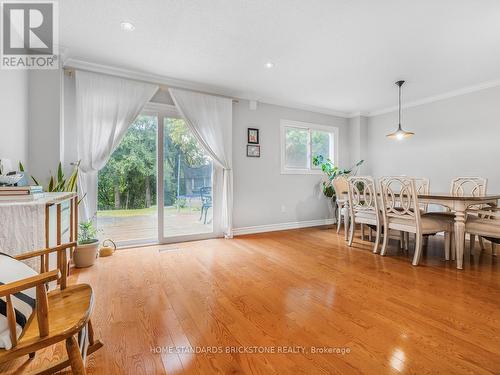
<box><xmin>75</xmin><ymin>71</ymin><xmax>159</xmax><ymax>221</ymax></box>
<box><xmin>169</xmin><ymin>88</ymin><xmax>233</xmax><ymax>238</ymax></box>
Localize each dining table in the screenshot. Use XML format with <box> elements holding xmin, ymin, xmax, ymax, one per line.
<box><xmin>342</xmin><ymin>192</ymin><xmax>500</xmax><ymax>269</ymax></box>
<box><xmin>418</xmin><ymin>193</ymin><xmax>500</xmax><ymax>269</ymax></box>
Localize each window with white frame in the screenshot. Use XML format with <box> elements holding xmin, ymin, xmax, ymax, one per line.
<box><xmin>280</xmin><ymin>120</ymin><xmax>338</xmax><ymax>174</ymax></box>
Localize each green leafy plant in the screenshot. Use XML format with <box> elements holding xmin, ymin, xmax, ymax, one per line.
<box><xmin>20</xmin><ymin>161</ymin><xmax>86</xmax><ymax>205</ymax></box>
<box><xmin>31</xmin><ymin>161</ymin><xmax>79</xmax><ymax>192</ymax></box>
<box><xmin>321</xmin><ymin>184</ymin><xmax>335</xmax><ymax>198</ymax></box>
<box><xmin>78</xmin><ymin>220</ymin><xmax>99</xmax><ymax>245</ymax></box>
<box><xmin>312</xmin><ymin>156</ymin><xmax>364</xmax><ymax>199</ymax></box>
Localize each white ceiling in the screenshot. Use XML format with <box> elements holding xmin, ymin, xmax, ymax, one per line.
<box><xmin>60</xmin><ymin>0</ymin><xmax>500</xmax><ymax>116</ymax></box>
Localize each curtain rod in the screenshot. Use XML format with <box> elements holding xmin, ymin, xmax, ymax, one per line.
<box><xmin>63</xmin><ymin>67</ymin><xmax>239</xmax><ymax>103</ymax></box>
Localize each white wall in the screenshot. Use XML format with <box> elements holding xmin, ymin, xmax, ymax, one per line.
<box><xmin>364</xmin><ymin>86</ymin><xmax>500</xmax><ymax>193</ymax></box>
<box><xmin>27</xmin><ymin>69</ymin><xmax>62</xmax><ymax>184</ymax></box>
<box><xmin>0</xmin><ymin>69</ymin><xmax>61</xmax><ymax>180</ymax></box>
<box><xmin>232</xmin><ymin>100</ymin><xmax>349</xmax><ymax>229</ymax></box>
<box><xmin>63</xmin><ymin>73</ymin><xmax>77</xmax><ymax>172</ymax></box>
<box><xmin>0</xmin><ymin>70</ymin><xmax>28</xmax><ymax>167</ymax></box>
<box><xmin>347</xmin><ymin>115</ymin><xmax>368</xmax><ymax>173</ymax></box>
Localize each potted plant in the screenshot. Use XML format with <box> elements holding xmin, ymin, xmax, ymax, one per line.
<box><xmin>312</xmin><ymin>156</ymin><xmax>365</xmax><ymax>200</ymax></box>
<box><xmin>74</xmin><ymin>220</ymin><xmax>99</xmax><ymax>268</ymax></box>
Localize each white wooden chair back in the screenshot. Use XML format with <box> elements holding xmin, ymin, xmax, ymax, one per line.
<box><xmin>379</xmin><ymin>176</ymin><xmax>422</xmax><ymax>228</ymax></box>
<box><xmin>379</xmin><ymin>176</ymin><xmax>429</xmax><ymax>211</ymax></box>
<box><xmin>414</xmin><ymin>177</ymin><xmax>430</xmax><ymax>195</ymax></box>
<box><xmin>450</xmin><ymin>177</ymin><xmax>487</xmax><ymax>197</ymax></box>
<box><xmin>332</xmin><ymin>175</ymin><xmax>349</xmax><ymax>202</ymax></box>
<box><xmin>347</xmin><ymin>176</ymin><xmax>379</xmax><ymax>215</ymax></box>
<box><xmin>413</xmin><ymin>177</ymin><xmax>430</xmax><ymax>211</ymax></box>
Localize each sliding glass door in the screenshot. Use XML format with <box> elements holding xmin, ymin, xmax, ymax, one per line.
<box><xmin>158</xmin><ymin>114</ymin><xmax>214</xmax><ymax>242</ymax></box>
<box><xmin>97</xmin><ymin>115</ymin><xmax>158</xmax><ymax>246</ymax></box>
<box><xmin>97</xmin><ymin>106</ymin><xmax>215</xmax><ymax>246</ymax></box>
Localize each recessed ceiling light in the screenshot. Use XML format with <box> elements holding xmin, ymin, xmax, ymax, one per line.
<box><xmin>120</xmin><ymin>22</ymin><xmax>135</xmax><ymax>32</ymax></box>
<box><xmin>265</xmin><ymin>61</ymin><xmax>275</xmax><ymax>69</ymax></box>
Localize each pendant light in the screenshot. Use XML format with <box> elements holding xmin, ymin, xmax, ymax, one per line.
<box><xmin>386</xmin><ymin>80</ymin><xmax>414</xmax><ymax>140</ymax></box>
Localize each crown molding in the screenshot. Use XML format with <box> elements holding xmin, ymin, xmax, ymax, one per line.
<box><xmin>251</xmin><ymin>77</ymin><xmax>500</xmax><ymax>119</ymax></box>
<box><xmin>62</xmin><ymin>58</ymin><xmax>351</xmax><ymax>118</ymax></box>
<box><xmin>366</xmin><ymin>79</ymin><xmax>500</xmax><ymax>117</ymax></box>
<box><xmin>248</xmin><ymin>97</ymin><xmax>350</xmax><ymax>118</ymax></box>
<box><xmin>346</xmin><ymin>111</ymin><xmax>370</xmax><ymax>118</ymax></box>
<box><xmin>63</xmin><ymin>58</ymin><xmax>239</xmax><ymax>98</ymax></box>
<box><xmin>63</xmin><ymin>58</ymin><xmax>500</xmax><ymax>120</ymax></box>
<box><xmin>58</xmin><ymin>46</ymin><xmax>70</xmax><ymax>66</ymax></box>
<box><xmin>347</xmin><ymin>112</ymin><xmax>362</xmax><ymax>118</ymax></box>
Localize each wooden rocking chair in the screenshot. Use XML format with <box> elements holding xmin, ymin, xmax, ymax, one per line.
<box><xmin>0</xmin><ymin>242</ymin><xmax>103</xmax><ymax>374</ymax></box>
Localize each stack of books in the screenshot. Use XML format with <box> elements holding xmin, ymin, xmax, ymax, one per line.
<box><xmin>0</xmin><ymin>186</ymin><xmax>45</xmax><ymax>201</ymax></box>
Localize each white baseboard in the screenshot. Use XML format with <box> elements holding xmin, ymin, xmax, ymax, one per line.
<box><xmin>233</xmin><ymin>218</ymin><xmax>335</xmax><ymax>236</ymax></box>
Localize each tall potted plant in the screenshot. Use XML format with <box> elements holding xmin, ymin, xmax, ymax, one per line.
<box><xmin>312</xmin><ymin>156</ymin><xmax>364</xmax><ymax>200</ymax></box>
<box><xmin>74</xmin><ymin>220</ymin><xmax>99</xmax><ymax>268</ymax></box>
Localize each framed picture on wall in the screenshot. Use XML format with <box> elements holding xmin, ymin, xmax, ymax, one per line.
<box><xmin>247</xmin><ymin>128</ymin><xmax>259</xmax><ymax>144</ymax></box>
<box><xmin>247</xmin><ymin>145</ymin><xmax>260</xmax><ymax>157</ymax></box>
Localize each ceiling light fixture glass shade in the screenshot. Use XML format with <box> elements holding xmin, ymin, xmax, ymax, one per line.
<box><xmin>386</xmin><ymin>80</ymin><xmax>414</xmax><ymax>140</ymax></box>
<box><xmin>120</xmin><ymin>22</ymin><xmax>135</xmax><ymax>31</ymax></box>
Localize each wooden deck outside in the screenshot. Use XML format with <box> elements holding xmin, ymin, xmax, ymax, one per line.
<box><xmin>97</xmin><ymin>209</ymin><xmax>212</xmax><ymax>243</ymax></box>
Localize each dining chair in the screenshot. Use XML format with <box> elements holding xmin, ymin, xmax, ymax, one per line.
<box><xmin>465</xmin><ymin>207</ymin><xmax>499</xmax><ymax>257</ymax></box>
<box><xmin>379</xmin><ymin>176</ymin><xmax>429</xmax><ymax>199</ymax></box>
<box><xmin>414</xmin><ymin>177</ymin><xmax>430</xmax><ymax>210</ymax></box>
<box><xmin>346</xmin><ymin>176</ymin><xmax>381</xmax><ymax>253</ymax></box>
<box><xmin>379</xmin><ymin>176</ymin><xmax>453</xmax><ymax>265</ymax></box>
<box><xmin>403</xmin><ymin>177</ymin><xmax>430</xmax><ymax>249</ymax></box>
<box><xmin>378</xmin><ymin>176</ymin><xmax>430</xmax><ymax>251</ymax></box>
<box><xmin>451</xmin><ymin>177</ymin><xmax>488</xmax><ymax>253</ymax></box>
<box><xmin>451</xmin><ymin>177</ymin><xmax>488</xmax><ymax>197</ymax></box>
<box><xmin>378</xmin><ymin>176</ymin><xmax>411</xmax><ymax>252</ymax></box>
<box><xmin>332</xmin><ymin>175</ymin><xmax>350</xmax><ymax>241</ymax></box>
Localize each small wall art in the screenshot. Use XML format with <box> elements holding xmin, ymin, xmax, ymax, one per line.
<box><xmin>247</xmin><ymin>128</ymin><xmax>259</xmax><ymax>144</ymax></box>
<box><xmin>247</xmin><ymin>145</ymin><xmax>260</xmax><ymax>157</ymax></box>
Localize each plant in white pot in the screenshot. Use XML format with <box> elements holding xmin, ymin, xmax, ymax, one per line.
<box><xmin>74</xmin><ymin>220</ymin><xmax>99</xmax><ymax>268</ymax></box>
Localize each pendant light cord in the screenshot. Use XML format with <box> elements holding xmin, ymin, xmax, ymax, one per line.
<box><xmin>387</xmin><ymin>80</ymin><xmax>413</xmax><ymax>139</ymax></box>
<box><xmin>398</xmin><ymin>83</ymin><xmax>402</xmax><ymax>129</ymax></box>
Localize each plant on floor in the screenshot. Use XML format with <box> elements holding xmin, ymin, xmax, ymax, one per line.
<box><xmin>312</xmin><ymin>156</ymin><xmax>364</xmax><ymax>199</ymax></box>
<box><xmin>75</xmin><ymin>220</ymin><xmax>100</xmax><ymax>268</ymax></box>
<box><xmin>78</xmin><ymin>220</ymin><xmax>99</xmax><ymax>245</ymax></box>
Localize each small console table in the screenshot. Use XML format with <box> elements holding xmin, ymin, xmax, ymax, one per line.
<box><xmin>0</xmin><ymin>192</ymin><xmax>78</xmax><ymax>287</ymax></box>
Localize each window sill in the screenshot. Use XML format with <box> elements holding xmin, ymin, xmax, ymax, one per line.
<box><xmin>280</xmin><ymin>168</ymin><xmax>323</xmax><ymax>175</ymax></box>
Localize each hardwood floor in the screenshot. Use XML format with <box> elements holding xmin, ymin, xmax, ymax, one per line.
<box><xmin>1</xmin><ymin>226</ymin><xmax>499</xmax><ymax>374</ymax></box>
